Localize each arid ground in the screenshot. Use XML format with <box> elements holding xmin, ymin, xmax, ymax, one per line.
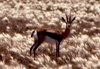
<box><xmin>0</xmin><ymin>0</ymin><xmax>100</xmax><ymax>69</ymax></box>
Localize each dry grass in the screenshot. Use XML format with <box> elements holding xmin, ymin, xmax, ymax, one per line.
<box><xmin>0</xmin><ymin>0</ymin><xmax>100</xmax><ymax>69</ymax></box>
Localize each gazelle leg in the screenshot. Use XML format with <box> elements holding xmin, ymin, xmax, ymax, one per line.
<box><xmin>30</xmin><ymin>40</ymin><xmax>38</xmax><ymax>56</ymax></box>
<box><xmin>33</xmin><ymin>42</ymin><xmax>41</xmax><ymax>58</ymax></box>
<box><xmin>56</xmin><ymin>41</ymin><xmax>60</xmax><ymax>57</ymax></box>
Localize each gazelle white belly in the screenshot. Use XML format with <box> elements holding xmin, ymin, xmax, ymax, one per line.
<box><xmin>45</xmin><ymin>36</ymin><xmax>57</xmax><ymax>43</ymax></box>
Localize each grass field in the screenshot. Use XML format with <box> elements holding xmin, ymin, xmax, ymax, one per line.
<box><xmin>0</xmin><ymin>0</ymin><xmax>100</xmax><ymax>69</ymax></box>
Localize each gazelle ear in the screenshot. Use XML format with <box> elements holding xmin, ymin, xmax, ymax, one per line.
<box><xmin>62</xmin><ymin>17</ymin><xmax>66</xmax><ymax>22</ymax></box>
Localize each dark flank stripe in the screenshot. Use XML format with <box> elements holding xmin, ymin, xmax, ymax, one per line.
<box><xmin>40</xmin><ymin>31</ymin><xmax>62</xmax><ymax>41</ymax></box>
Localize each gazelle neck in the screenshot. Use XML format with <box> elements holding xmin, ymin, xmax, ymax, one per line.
<box><xmin>62</xmin><ymin>25</ymin><xmax>70</xmax><ymax>39</ymax></box>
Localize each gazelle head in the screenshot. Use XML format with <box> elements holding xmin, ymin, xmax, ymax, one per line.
<box><xmin>61</xmin><ymin>13</ymin><xmax>76</xmax><ymax>28</ymax></box>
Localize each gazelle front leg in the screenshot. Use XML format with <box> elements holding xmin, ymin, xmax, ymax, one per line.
<box><xmin>56</xmin><ymin>41</ymin><xmax>60</xmax><ymax>57</ymax></box>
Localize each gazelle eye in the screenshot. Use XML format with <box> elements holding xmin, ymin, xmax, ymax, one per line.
<box><xmin>67</xmin><ymin>24</ymin><xmax>70</xmax><ymax>28</ymax></box>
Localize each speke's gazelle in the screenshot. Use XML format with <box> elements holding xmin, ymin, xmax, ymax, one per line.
<box><xmin>30</xmin><ymin>13</ymin><xmax>76</xmax><ymax>58</ymax></box>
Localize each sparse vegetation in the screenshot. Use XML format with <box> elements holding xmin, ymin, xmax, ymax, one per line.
<box><xmin>0</xmin><ymin>0</ymin><xmax>100</xmax><ymax>69</ymax></box>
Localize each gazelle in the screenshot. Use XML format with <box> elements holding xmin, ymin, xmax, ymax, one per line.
<box><xmin>30</xmin><ymin>13</ymin><xmax>76</xmax><ymax>58</ymax></box>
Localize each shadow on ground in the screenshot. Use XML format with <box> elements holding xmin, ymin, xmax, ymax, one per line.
<box><xmin>0</xmin><ymin>43</ymin><xmax>42</xmax><ymax>69</ymax></box>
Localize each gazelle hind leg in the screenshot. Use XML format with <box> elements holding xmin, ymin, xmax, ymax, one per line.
<box><xmin>33</xmin><ymin>42</ymin><xmax>41</xmax><ymax>58</ymax></box>
<box><xmin>30</xmin><ymin>40</ymin><xmax>38</xmax><ymax>56</ymax></box>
